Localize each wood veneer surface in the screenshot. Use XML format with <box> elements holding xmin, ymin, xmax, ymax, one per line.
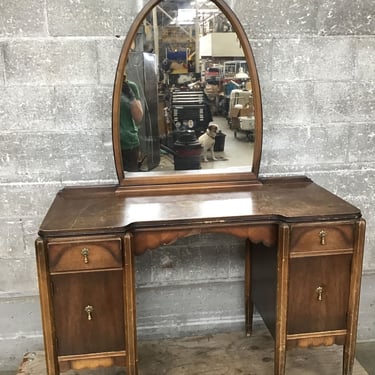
<box><xmin>39</xmin><ymin>179</ymin><xmax>361</xmax><ymax>237</ymax></box>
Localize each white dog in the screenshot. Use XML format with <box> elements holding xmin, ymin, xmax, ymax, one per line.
<box><xmin>198</xmin><ymin>123</ymin><xmax>219</xmax><ymax>162</ymax></box>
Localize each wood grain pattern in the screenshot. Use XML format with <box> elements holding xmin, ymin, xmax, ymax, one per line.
<box><xmin>35</xmin><ymin>179</ymin><xmax>365</xmax><ymax>375</ymax></box>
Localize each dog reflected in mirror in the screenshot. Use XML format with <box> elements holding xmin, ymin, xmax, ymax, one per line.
<box><xmin>198</xmin><ymin>123</ymin><xmax>219</xmax><ymax>162</ymax></box>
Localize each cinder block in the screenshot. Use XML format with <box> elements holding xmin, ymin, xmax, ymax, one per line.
<box><xmin>351</xmin><ymin>82</ymin><xmax>375</xmax><ymax>122</ymax></box>
<box><xmin>23</xmin><ymin>219</ymin><xmax>41</xmax><ymax>257</ymax></box>
<box><xmin>272</xmin><ymin>39</ymin><xmax>315</xmax><ymax>82</ymax></box>
<box><xmin>54</xmin><ymin>85</ymin><xmax>112</xmax><ymax>130</ymax></box>
<box><xmin>312</xmin><ymin>38</ymin><xmax>355</xmax><ymax>80</ymax></box>
<box><xmin>363</xmin><ymin>236</ymin><xmax>375</xmax><ymax>270</ymax></box>
<box><xmin>234</xmin><ymin>0</ymin><xmax>318</xmax><ymax>38</ymax></box>
<box><xmin>356</xmin><ymin>37</ymin><xmax>375</xmax><ymax>80</ymax></box>
<box><xmin>134</xmin><ymin>234</ymin><xmax>248</xmax><ymax>339</ymax></box>
<box><xmin>0</xmin><ymin>129</ymin><xmax>115</xmax><ymax>183</ymax></box>
<box><xmin>316</xmin><ymin>0</ymin><xmax>374</xmax><ymax>36</ymax></box>
<box><xmin>249</xmin><ymin>39</ymin><xmax>273</xmax><ymax>82</ymax></box>
<box><xmin>47</xmin><ymin>0</ymin><xmax>113</xmax><ymax>36</ymax></box>
<box><xmin>47</xmin><ymin>0</ymin><xmax>140</xmax><ymax>37</ymax></box>
<box><xmin>0</xmin><ymin>183</ymin><xmax>61</xmax><ymax>218</ymax></box>
<box><xmin>97</xmin><ymin>38</ymin><xmax>124</xmax><ymax>85</ymax></box>
<box><xmin>0</xmin><ymin>259</ymin><xmax>38</xmax><ymax>294</ymax></box>
<box><xmin>0</xmin><ymin>86</ymin><xmax>55</xmax><ymax>131</ymax></box>
<box><xmin>262</xmin><ymin>124</ymin><xmax>349</xmax><ymax>167</ymax></box>
<box><xmin>272</xmin><ymin>37</ymin><xmax>355</xmax><ymax>81</ymax></box>
<box><xmin>228</xmin><ymin>242</ymin><xmax>248</xmax><ymax>277</ymax></box>
<box><xmin>0</xmin><ymin>138</ymin><xmax>28</xmax><ymax>183</ymax></box>
<box><xmin>143</xmin><ymin>234</ymin><xmax>245</xmax><ymax>285</ymax></box>
<box><xmin>0</xmin><ymin>0</ymin><xmax>46</xmax><ymax>37</ymax></box>
<box><xmin>349</xmin><ymin>124</ymin><xmax>375</xmax><ymax>163</ymax></box>
<box><xmin>0</xmin><ymin>43</ymin><xmax>5</xmax><ymax>86</ymax></box>
<box><xmin>314</xmin><ymin>81</ymin><xmax>356</xmax><ymax>123</ymax></box>
<box><xmin>0</xmin><ymin>295</ymin><xmax>42</xmax><ymax>337</ymax></box>
<box><xmin>135</xmin><ymin>251</ymin><xmax>153</xmax><ymax>286</ymax></box>
<box><xmin>0</xmin><ymin>219</ymin><xmax>26</xmax><ymax>258</ymax></box>
<box><xmin>4</xmin><ymin>39</ymin><xmax>98</xmax><ymax>85</ymax></box>
<box><xmin>0</xmin><ymin>84</ymin><xmax>115</xmax><ymax>183</ymax></box>
<box><xmin>236</xmin><ymin>0</ymin><xmax>373</xmax><ymax>38</ymax></box>
<box><xmin>357</xmin><ymin>272</ymin><xmax>375</xmax><ymax>341</ymax></box>
<box><xmin>262</xmin><ymin>81</ymin><xmax>315</xmax><ymax>124</ymax></box>
<box><xmin>112</xmin><ymin>2</ymin><xmax>143</xmax><ymax>37</ymax></box>
<box><xmin>136</xmin><ymin>280</ymin><xmax>245</xmax><ymax>339</ymax></box>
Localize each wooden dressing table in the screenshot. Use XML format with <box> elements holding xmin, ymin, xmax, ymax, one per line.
<box><xmin>35</xmin><ymin>0</ymin><xmax>366</xmax><ymax>373</ymax></box>
<box><xmin>36</xmin><ymin>177</ymin><xmax>365</xmax><ymax>375</ymax></box>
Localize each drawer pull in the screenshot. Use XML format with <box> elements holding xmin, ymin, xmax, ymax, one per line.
<box><xmin>319</xmin><ymin>230</ymin><xmax>326</xmax><ymax>245</ymax></box>
<box><xmin>81</xmin><ymin>248</ymin><xmax>89</xmax><ymax>264</ymax></box>
<box><xmin>316</xmin><ymin>286</ymin><xmax>324</xmax><ymax>301</ymax></box>
<box><xmin>84</xmin><ymin>305</ymin><xmax>94</xmax><ymax>320</ymax></box>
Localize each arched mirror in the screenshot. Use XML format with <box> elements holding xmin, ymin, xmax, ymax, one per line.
<box><xmin>112</xmin><ymin>0</ymin><xmax>263</xmax><ymax>194</ymax></box>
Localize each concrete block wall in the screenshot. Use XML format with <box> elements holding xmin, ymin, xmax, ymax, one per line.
<box><xmin>0</xmin><ymin>0</ymin><xmax>374</xmax><ymax>370</ymax></box>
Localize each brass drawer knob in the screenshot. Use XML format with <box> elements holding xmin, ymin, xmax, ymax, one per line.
<box><xmin>84</xmin><ymin>305</ymin><xmax>94</xmax><ymax>320</ymax></box>
<box><xmin>81</xmin><ymin>248</ymin><xmax>89</xmax><ymax>264</ymax></box>
<box><xmin>319</xmin><ymin>230</ymin><xmax>327</xmax><ymax>245</ymax></box>
<box><xmin>316</xmin><ymin>286</ymin><xmax>324</xmax><ymax>301</ymax></box>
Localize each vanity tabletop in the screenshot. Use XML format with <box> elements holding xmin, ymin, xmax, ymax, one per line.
<box><xmin>38</xmin><ymin>177</ymin><xmax>361</xmax><ymax>237</ymax></box>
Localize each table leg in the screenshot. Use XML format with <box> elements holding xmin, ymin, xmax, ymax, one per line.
<box><xmin>124</xmin><ymin>234</ymin><xmax>138</xmax><ymax>375</ymax></box>
<box><xmin>245</xmin><ymin>239</ymin><xmax>253</xmax><ymax>336</ymax></box>
<box><xmin>343</xmin><ymin>219</ymin><xmax>365</xmax><ymax>375</ymax></box>
<box><xmin>35</xmin><ymin>238</ymin><xmax>60</xmax><ymax>375</ymax></box>
<box><xmin>274</xmin><ymin>224</ymin><xmax>290</xmax><ymax>375</ymax></box>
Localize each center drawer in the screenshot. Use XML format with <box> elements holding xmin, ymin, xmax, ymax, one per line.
<box><xmin>48</xmin><ymin>238</ymin><xmax>122</xmax><ymax>272</ymax></box>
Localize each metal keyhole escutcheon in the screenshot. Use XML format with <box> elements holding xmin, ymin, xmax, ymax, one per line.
<box><xmin>81</xmin><ymin>248</ymin><xmax>89</xmax><ymax>264</ymax></box>
<box><xmin>84</xmin><ymin>305</ymin><xmax>94</xmax><ymax>320</ymax></box>
<box><xmin>316</xmin><ymin>286</ymin><xmax>324</xmax><ymax>301</ymax></box>
<box><xmin>319</xmin><ymin>230</ymin><xmax>326</xmax><ymax>245</ymax></box>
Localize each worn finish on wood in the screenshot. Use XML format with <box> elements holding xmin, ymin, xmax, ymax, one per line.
<box><xmin>38</xmin><ymin>178</ymin><xmax>361</xmax><ymax>237</ymax></box>
<box><xmin>35</xmin><ymin>177</ymin><xmax>365</xmax><ymax>375</ymax></box>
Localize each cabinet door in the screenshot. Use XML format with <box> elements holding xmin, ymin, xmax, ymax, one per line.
<box><xmin>287</xmin><ymin>254</ymin><xmax>351</xmax><ymax>334</ymax></box>
<box><xmin>52</xmin><ymin>270</ymin><xmax>125</xmax><ymax>356</ymax></box>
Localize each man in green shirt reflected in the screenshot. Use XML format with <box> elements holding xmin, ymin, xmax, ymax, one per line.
<box><xmin>120</xmin><ymin>78</ymin><xmax>143</xmax><ymax>171</ymax></box>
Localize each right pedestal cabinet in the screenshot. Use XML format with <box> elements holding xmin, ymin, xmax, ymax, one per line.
<box><xmin>249</xmin><ymin>219</ymin><xmax>366</xmax><ymax>375</ymax></box>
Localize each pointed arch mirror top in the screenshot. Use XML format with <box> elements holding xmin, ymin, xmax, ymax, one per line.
<box><xmin>112</xmin><ymin>0</ymin><xmax>263</xmax><ymax>195</ymax></box>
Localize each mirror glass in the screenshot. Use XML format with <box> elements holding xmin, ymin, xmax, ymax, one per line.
<box><xmin>113</xmin><ymin>0</ymin><xmax>262</xmax><ymax>190</ymax></box>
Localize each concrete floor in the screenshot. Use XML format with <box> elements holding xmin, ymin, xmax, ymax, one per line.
<box><xmin>4</xmin><ymin>328</ymin><xmax>375</xmax><ymax>375</ymax></box>
<box><xmin>356</xmin><ymin>342</ymin><xmax>375</xmax><ymax>375</ymax></box>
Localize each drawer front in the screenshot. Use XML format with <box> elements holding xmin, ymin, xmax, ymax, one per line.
<box><xmin>48</xmin><ymin>238</ymin><xmax>122</xmax><ymax>272</ymax></box>
<box><xmin>290</xmin><ymin>223</ymin><xmax>354</xmax><ymax>254</ymax></box>
<box><xmin>287</xmin><ymin>254</ymin><xmax>351</xmax><ymax>334</ymax></box>
<box><xmin>52</xmin><ymin>271</ymin><xmax>125</xmax><ymax>355</ymax></box>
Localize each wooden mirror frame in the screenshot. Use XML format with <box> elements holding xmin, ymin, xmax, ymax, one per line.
<box><xmin>112</xmin><ymin>0</ymin><xmax>263</xmax><ymax>195</ymax></box>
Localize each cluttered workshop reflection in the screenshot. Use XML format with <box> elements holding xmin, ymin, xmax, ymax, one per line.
<box><xmin>121</xmin><ymin>0</ymin><xmax>255</xmax><ymax>173</ymax></box>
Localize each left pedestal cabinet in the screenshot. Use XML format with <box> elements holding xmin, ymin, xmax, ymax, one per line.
<box><xmin>35</xmin><ymin>236</ymin><xmax>130</xmax><ymax>373</ymax></box>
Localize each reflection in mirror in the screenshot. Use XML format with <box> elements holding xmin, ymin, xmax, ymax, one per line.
<box><xmin>121</xmin><ymin>0</ymin><xmax>255</xmax><ymax>173</ymax></box>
